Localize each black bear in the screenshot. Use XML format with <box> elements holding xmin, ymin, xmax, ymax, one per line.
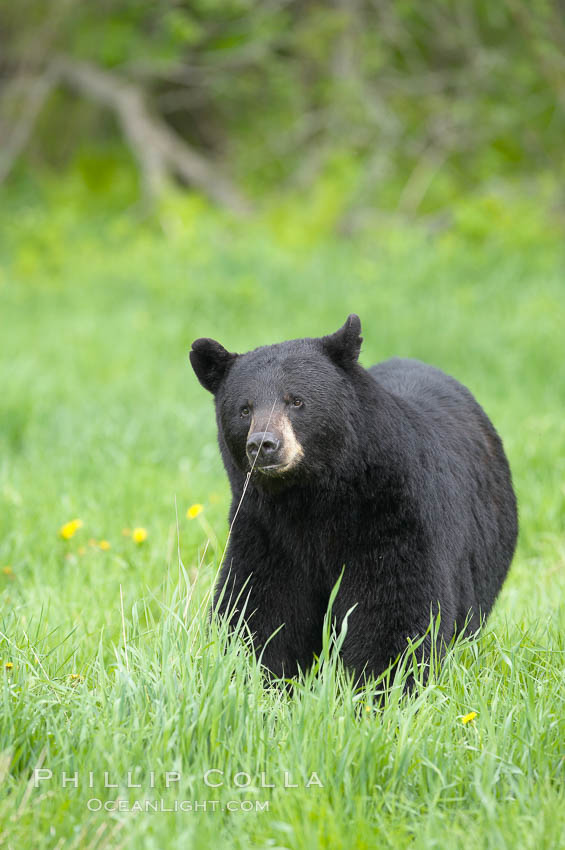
<box><xmin>190</xmin><ymin>315</ymin><xmax>518</xmax><ymax>682</ymax></box>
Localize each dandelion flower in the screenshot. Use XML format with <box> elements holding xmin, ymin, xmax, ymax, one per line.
<box><xmin>461</xmin><ymin>711</ymin><xmax>477</xmax><ymax>724</ymax></box>
<box><xmin>99</xmin><ymin>540</ymin><xmax>111</xmax><ymax>551</ymax></box>
<box><xmin>132</xmin><ymin>527</ymin><xmax>147</xmax><ymax>544</ymax></box>
<box><xmin>187</xmin><ymin>504</ymin><xmax>203</xmax><ymax>520</ymax></box>
<box><xmin>5</xmin><ymin>662</ymin><xmax>13</xmax><ymax>670</ymax></box>
<box><xmin>59</xmin><ymin>519</ymin><xmax>83</xmax><ymax>540</ymax></box>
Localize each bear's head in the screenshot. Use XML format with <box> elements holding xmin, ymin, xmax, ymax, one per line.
<box><xmin>190</xmin><ymin>315</ymin><xmax>363</xmax><ymax>486</ymax></box>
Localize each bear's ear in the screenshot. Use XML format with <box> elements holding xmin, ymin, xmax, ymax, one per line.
<box><xmin>321</xmin><ymin>314</ymin><xmax>362</xmax><ymax>368</ymax></box>
<box><xmin>190</xmin><ymin>338</ymin><xmax>237</xmax><ymax>394</ymax></box>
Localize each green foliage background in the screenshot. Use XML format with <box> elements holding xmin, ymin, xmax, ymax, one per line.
<box><xmin>2</xmin><ymin>0</ymin><xmax>565</xmax><ymax>224</ymax></box>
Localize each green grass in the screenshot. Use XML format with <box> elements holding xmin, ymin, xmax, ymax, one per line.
<box><xmin>0</xmin><ymin>189</ymin><xmax>564</xmax><ymax>849</ymax></box>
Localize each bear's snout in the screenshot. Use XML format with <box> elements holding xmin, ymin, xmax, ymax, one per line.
<box><xmin>245</xmin><ymin>414</ymin><xmax>305</xmax><ymax>476</ymax></box>
<box><xmin>246</xmin><ymin>431</ymin><xmax>282</xmax><ymax>468</ymax></box>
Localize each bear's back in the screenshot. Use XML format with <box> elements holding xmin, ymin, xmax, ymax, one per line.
<box><xmin>369</xmin><ymin>357</ymin><xmax>467</xmax><ymax>406</ymax></box>
<box><xmin>368</xmin><ymin>357</ymin><xmax>486</xmax><ymax>433</ymax></box>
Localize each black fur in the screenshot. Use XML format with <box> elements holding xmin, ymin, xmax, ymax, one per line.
<box><xmin>190</xmin><ymin>315</ymin><xmax>518</xmax><ymax>681</ymax></box>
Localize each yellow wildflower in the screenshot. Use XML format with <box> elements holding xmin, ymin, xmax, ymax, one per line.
<box><xmin>132</xmin><ymin>527</ymin><xmax>147</xmax><ymax>544</ymax></box>
<box><xmin>461</xmin><ymin>711</ymin><xmax>478</xmax><ymax>725</ymax></box>
<box><xmin>99</xmin><ymin>540</ymin><xmax>111</xmax><ymax>551</ymax></box>
<box><xmin>59</xmin><ymin>519</ymin><xmax>83</xmax><ymax>540</ymax></box>
<box><xmin>5</xmin><ymin>662</ymin><xmax>13</xmax><ymax>670</ymax></box>
<box><xmin>187</xmin><ymin>504</ymin><xmax>203</xmax><ymax>520</ymax></box>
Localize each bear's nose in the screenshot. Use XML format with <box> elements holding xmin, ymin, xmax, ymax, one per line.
<box><xmin>246</xmin><ymin>431</ymin><xmax>280</xmax><ymax>463</ymax></box>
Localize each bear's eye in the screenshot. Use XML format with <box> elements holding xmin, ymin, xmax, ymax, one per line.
<box><xmin>292</xmin><ymin>397</ymin><xmax>303</xmax><ymax>408</ymax></box>
<box><xmin>240</xmin><ymin>405</ymin><xmax>250</xmax><ymax>417</ymax></box>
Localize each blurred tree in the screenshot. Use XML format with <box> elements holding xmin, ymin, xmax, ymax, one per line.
<box><xmin>1</xmin><ymin>0</ymin><xmax>564</xmax><ymax>219</ymax></box>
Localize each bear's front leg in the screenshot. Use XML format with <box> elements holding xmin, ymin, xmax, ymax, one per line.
<box><xmin>212</xmin><ymin>546</ymin><xmax>325</xmax><ymax>679</ymax></box>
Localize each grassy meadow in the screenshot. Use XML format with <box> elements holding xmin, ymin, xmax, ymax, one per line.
<box><xmin>0</xmin><ymin>187</ymin><xmax>564</xmax><ymax>848</ymax></box>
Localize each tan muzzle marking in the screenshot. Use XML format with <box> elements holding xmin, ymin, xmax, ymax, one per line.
<box><xmin>250</xmin><ymin>411</ymin><xmax>304</xmax><ymax>471</ymax></box>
